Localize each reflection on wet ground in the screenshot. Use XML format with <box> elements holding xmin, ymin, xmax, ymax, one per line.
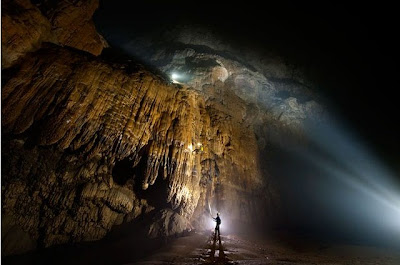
<box><xmin>5</xmin><ymin>229</ymin><xmax>399</xmax><ymax>264</ymax></box>
<box><xmin>134</xmin><ymin>230</ymin><xmax>400</xmax><ymax>265</ymax></box>
<box><xmin>203</xmin><ymin>232</ymin><xmax>232</xmax><ymax>264</ymax></box>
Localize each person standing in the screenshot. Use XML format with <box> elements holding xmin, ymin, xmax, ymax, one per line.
<box><xmin>213</xmin><ymin>213</ymin><xmax>221</xmax><ymax>236</ymax></box>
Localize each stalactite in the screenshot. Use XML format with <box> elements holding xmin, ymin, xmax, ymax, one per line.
<box><xmin>1</xmin><ymin>0</ymin><xmax>272</xmax><ymax>256</ymax></box>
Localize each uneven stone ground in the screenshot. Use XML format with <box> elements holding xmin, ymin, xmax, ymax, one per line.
<box><xmin>133</xmin><ymin>231</ymin><xmax>400</xmax><ymax>265</ymax></box>
<box><xmin>3</xmin><ymin>229</ymin><xmax>400</xmax><ymax>265</ymax></box>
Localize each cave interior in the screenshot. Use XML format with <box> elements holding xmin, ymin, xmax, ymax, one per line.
<box><xmin>1</xmin><ymin>1</ymin><xmax>400</xmax><ymax>264</ymax></box>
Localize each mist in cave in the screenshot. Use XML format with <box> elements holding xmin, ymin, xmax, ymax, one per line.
<box><xmin>2</xmin><ymin>1</ymin><xmax>400</xmax><ymax>264</ymax></box>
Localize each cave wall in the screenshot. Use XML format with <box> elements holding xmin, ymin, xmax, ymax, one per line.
<box><xmin>1</xmin><ymin>45</ymin><xmax>267</xmax><ymax>255</ymax></box>
<box><xmin>1</xmin><ymin>0</ymin><xmax>106</xmax><ymax>68</ymax></box>
<box><xmin>1</xmin><ymin>0</ymin><xmax>270</xmax><ymax>256</ymax></box>
<box><xmin>119</xmin><ymin>24</ymin><xmax>325</xmax><ymax>151</ymax></box>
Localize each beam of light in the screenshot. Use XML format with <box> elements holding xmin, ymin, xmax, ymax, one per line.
<box><xmin>206</xmin><ymin>201</ymin><xmax>216</xmax><ymax>231</ymax></box>
<box><xmin>300</xmin><ymin>146</ymin><xmax>400</xmax><ymax>218</ymax></box>
<box><xmin>119</xmin><ymin>34</ymin><xmax>399</xmax><ymax>241</ymax></box>
<box><xmin>305</xmin><ymin>119</ymin><xmax>400</xmax><ymax>212</ymax></box>
<box><xmin>206</xmin><ymin>203</ymin><xmax>230</xmax><ymax>232</ymax></box>
<box><xmin>280</xmin><ymin>116</ymin><xmax>400</xmax><ymax>246</ymax></box>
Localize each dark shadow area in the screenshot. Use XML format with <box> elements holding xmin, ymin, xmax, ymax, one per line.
<box><xmin>112</xmin><ymin>156</ymin><xmax>135</xmax><ymax>185</ymax></box>
<box><xmin>1</xmin><ymin>64</ymin><xmax>21</xmax><ymax>87</ymax></box>
<box><xmin>2</xmin><ymin>212</ymin><xmax>168</xmax><ymax>265</ymax></box>
<box><xmin>112</xmin><ymin>143</ymin><xmax>171</xmax><ymax>209</ymax></box>
<box><xmin>99</xmin><ymin>46</ymin><xmax>171</xmax><ymax>81</ymax></box>
<box><xmin>139</xmin><ymin>173</ymin><xmax>170</xmax><ymax>209</ymax></box>
<box><xmin>130</xmin><ymin>154</ymin><xmax>171</xmax><ymax>210</ymax></box>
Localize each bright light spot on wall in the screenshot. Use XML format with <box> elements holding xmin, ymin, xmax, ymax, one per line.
<box><xmin>171</xmin><ymin>72</ymin><xmax>181</xmax><ymax>83</ymax></box>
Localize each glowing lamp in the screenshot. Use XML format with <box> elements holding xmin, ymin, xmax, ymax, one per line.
<box><xmin>171</xmin><ymin>72</ymin><xmax>181</xmax><ymax>83</ymax></box>
<box><xmin>188</xmin><ymin>143</ymin><xmax>193</xmax><ymax>152</ymax></box>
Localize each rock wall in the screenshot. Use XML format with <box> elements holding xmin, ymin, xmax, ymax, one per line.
<box><xmin>1</xmin><ymin>43</ymin><xmax>267</xmax><ymax>255</ymax></box>
<box><xmin>37</xmin><ymin>0</ymin><xmax>108</xmax><ymax>55</ymax></box>
<box><xmin>118</xmin><ymin>26</ymin><xmax>326</xmax><ymax>225</ymax></box>
<box><xmin>1</xmin><ymin>0</ymin><xmax>53</xmax><ymax>68</ymax></box>
<box><xmin>1</xmin><ymin>0</ymin><xmax>106</xmax><ymax>68</ymax></box>
<box><xmin>120</xmin><ymin>25</ymin><xmax>324</xmax><ymax>150</ymax></box>
<box><xmin>1</xmin><ymin>0</ymin><xmax>314</xmax><ymax>257</ymax></box>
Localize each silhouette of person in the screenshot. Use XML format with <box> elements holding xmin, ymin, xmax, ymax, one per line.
<box><xmin>213</xmin><ymin>212</ymin><xmax>221</xmax><ymax>236</ymax></box>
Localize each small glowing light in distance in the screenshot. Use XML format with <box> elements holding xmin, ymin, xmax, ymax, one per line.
<box><xmin>188</xmin><ymin>143</ymin><xmax>193</xmax><ymax>152</ymax></box>
<box><xmin>171</xmin><ymin>73</ymin><xmax>180</xmax><ymax>81</ymax></box>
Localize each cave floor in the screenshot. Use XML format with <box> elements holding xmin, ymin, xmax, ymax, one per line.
<box><xmin>3</xmin><ymin>231</ymin><xmax>400</xmax><ymax>265</ymax></box>
<box><xmin>132</xmin><ymin>231</ymin><xmax>400</xmax><ymax>265</ymax></box>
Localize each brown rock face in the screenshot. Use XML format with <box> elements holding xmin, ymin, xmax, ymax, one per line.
<box><xmin>1</xmin><ymin>0</ymin><xmax>106</xmax><ymax>68</ymax></box>
<box><xmin>2</xmin><ymin>44</ymin><xmax>267</xmax><ymax>255</ymax></box>
<box><xmin>40</xmin><ymin>0</ymin><xmax>107</xmax><ymax>55</ymax></box>
<box><xmin>1</xmin><ymin>0</ymin><xmax>53</xmax><ymax>68</ymax></box>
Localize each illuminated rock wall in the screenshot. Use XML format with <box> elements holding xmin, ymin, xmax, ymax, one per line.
<box><xmin>1</xmin><ymin>0</ymin><xmax>288</xmax><ymax>257</ymax></box>
<box><xmin>1</xmin><ymin>44</ymin><xmax>267</xmax><ymax>255</ymax></box>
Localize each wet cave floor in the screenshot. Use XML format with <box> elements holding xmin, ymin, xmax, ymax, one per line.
<box><xmin>133</xmin><ymin>231</ymin><xmax>400</xmax><ymax>265</ymax></box>
<box><xmin>3</xmin><ymin>230</ymin><xmax>400</xmax><ymax>265</ymax></box>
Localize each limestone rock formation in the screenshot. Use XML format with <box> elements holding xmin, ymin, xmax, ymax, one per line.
<box><xmin>1</xmin><ymin>0</ymin><xmax>106</xmax><ymax>68</ymax></box>
<box><xmin>121</xmin><ymin>25</ymin><xmax>325</xmax><ymax>150</ymax></box>
<box><xmin>1</xmin><ymin>44</ymin><xmax>266</xmax><ymax>255</ymax></box>
<box><xmin>1</xmin><ymin>0</ymin><xmax>53</xmax><ymax>68</ymax></box>
<box><xmin>1</xmin><ymin>0</ymin><xmax>322</xmax><ymax>258</ymax></box>
<box><xmin>38</xmin><ymin>0</ymin><xmax>108</xmax><ymax>55</ymax></box>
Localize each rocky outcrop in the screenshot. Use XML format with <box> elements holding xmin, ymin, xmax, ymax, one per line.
<box><xmin>1</xmin><ymin>0</ymin><xmax>106</xmax><ymax>68</ymax></box>
<box><xmin>38</xmin><ymin>0</ymin><xmax>107</xmax><ymax>55</ymax></box>
<box><xmin>1</xmin><ymin>0</ymin><xmax>53</xmax><ymax>68</ymax></box>
<box><xmin>1</xmin><ymin>44</ymin><xmax>267</xmax><ymax>255</ymax></box>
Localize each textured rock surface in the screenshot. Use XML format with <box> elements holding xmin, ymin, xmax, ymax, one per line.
<box><xmin>1</xmin><ymin>0</ymin><xmax>323</xmax><ymax>258</ymax></box>
<box><xmin>1</xmin><ymin>0</ymin><xmax>53</xmax><ymax>68</ymax></box>
<box><xmin>1</xmin><ymin>44</ymin><xmax>267</xmax><ymax>255</ymax></box>
<box><xmin>38</xmin><ymin>0</ymin><xmax>107</xmax><ymax>55</ymax></box>
<box><xmin>116</xmin><ymin>25</ymin><xmax>328</xmax><ymax>234</ymax></box>
<box><xmin>121</xmin><ymin>25</ymin><xmax>325</xmax><ymax>150</ymax></box>
<box><xmin>1</xmin><ymin>0</ymin><xmax>106</xmax><ymax>68</ymax></box>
